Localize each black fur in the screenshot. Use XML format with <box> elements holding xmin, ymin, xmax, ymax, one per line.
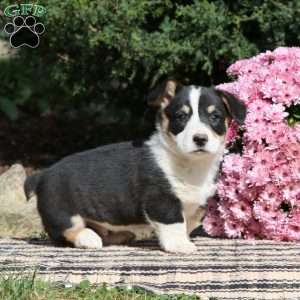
<box><xmin>216</xmin><ymin>89</ymin><xmax>246</xmax><ymax>125</ymax></box>
<box><xmin>161</xmin><ymin>86</ymin><xmax>246</xmax><ymax>138</ymax></box>
<box><xmin>146</xmin><ymin>78</ymin><xmax>182</xmax><ymax>107</ymax></box>
<box><xmin>199</xmin><ymin>87</ymin><xmax>229</xmax><ymax>136</ymax></box>
<box><xmin>25</xmin><ymin>142</ymin><xmax>183</xmax><ymax>243</ymax></box>
<box><xmin>165</xmin><ymin>86</ymin><xmax>193</xmax><ymax>135</ymax></box>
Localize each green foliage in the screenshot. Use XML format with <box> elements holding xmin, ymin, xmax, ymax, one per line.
<box><xmin>0</xmin><ymin>275</ymin><xmax>199</xmax><ymax>299</ymax></box>
<box><xmin>0</xmin><ymin>57</ymin><xmax>56</xmax><ymax>119</ymax></box>
<box><xmin>1</xmin><ymin>0</ymin><xmax>300</xmax><ymax>121</ymax></box>
<box><xmin>287</xmin><ymin>104</ymin><xmax>300</xmax><ymax>126</ymax></box>
<box><xmin>0</xmin><ymin>58</ymin><xmax>32</xmax><ymax>120</ymax></box>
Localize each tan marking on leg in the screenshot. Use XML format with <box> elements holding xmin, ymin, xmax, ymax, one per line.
<box><xmin>85</xmin><ymin>218</ymin><xmax>109</xmax><ymax>237</ymax></box>
<box><xmin>85</xmin><ymin>218</ymin><xmax>143</xmax><ymax>245</ymax></box>
<box><xmin>85</xmin><ymin>218</ymin><xmax>135</xmax><ymax>245</ymax></box>
<box><xmin>63</xmin><ymin>215</ymin><xmax>102</xmax><ymax>249</ymax></box>
<box><xmin>63</xmin><ymin>215</ymin><xmax>85</xmax><ymax>243</ymax></box>
<box><xmin>187</xmin><ymin>207</ymin><xmax>206</xmax><ymax>235</ymax></box>
<box><xmin>103</xmin><ymin>231</ymin><xmax>136</xmax><ymax>246</ymax></box>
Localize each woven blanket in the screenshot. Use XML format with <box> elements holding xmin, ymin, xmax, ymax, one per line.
<box><xmin>1</xmin><ymin>236</ymin><xmax>300</xmax><ymax>300</ymax></box>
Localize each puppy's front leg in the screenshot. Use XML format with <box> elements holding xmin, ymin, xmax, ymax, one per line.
<box><xmin>155</xmin><ymin>222</ymin><xmax>197</xmax><ymax>254</ymax></box>
<box><xmin>186</xmin><ymin>206</ymin><xmax>206</xmax><ymax>236</ymax></box>
<box><xmin>144</xmin><ymin>196</ymin><xmax>197</xmax><ymax>254</ymax></box>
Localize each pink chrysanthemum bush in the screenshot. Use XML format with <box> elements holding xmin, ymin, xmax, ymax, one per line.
<box><xmin>203</xmin><ymin>47</ymin><xmax>300</xmax><ymax>241</ymax></box>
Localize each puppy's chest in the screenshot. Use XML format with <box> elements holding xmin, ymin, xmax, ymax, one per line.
<box><xmin>172</xmin><ymin>178</ymin><xmax>216</xmax><ymax>207</ymax></box>
<box><xmin>168</xmin><ymin>165</ymin><xmax>218</xmax><ymax>207</ymax></box>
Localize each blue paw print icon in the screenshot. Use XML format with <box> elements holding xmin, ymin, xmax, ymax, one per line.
<box><xmin>4</xmin><ymin>16</ymin><xmax>45</xmax><ymax>48</ymax></box>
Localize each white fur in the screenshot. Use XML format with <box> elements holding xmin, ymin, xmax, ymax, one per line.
<box><xmin>147</xmin><ymin>133</ymin><xmax>222</xmax><ymax>208</ymax></box>
<box><xmin>70</xmin><ymin>215</ymin><xmax>85</xmax><ymax>229</ymax></box>
<box><xmin>175</xmin><ymin>87</ymin><xmax>224</xmax><ymax>155</ymax></box>
<box><xmin>149</xmin><ymin>220</ymin><xmax>196</xmax><ymax>254</ymax></box>
<box><xmin>74</xmin><ymin>228</ymin><xmax>103</xmax><ymax>249</ymax></box>
<box><xmin>146</xmin><ymin>87</ymin><xmax>226</xmax><ymax>238</ymax></box>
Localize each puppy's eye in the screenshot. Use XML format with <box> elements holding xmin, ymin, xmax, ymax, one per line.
<box><xmin>175</xmin><ymin>111</ymin><xmax>188</xmax><ymax>121</ymax></box>
<box><xmin>210</xmin><ymin>113</ymin><xmax>221</xmax><ymax>122</ymax></box>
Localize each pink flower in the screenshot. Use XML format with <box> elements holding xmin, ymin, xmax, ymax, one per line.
<box><xmin>225</xmin><ymin>121</ymin><xmax>239</xmax><ymax>142</ymax></box>
<box><xmin>202</xmin><ymin>214</ymin><xmax>224</xmax><ymax>237</ymax></box>
<box><xmin>203</xmin><ymin>47</ymin><xmax>300</xmax><ymax>242</ymax></box>
<box><xmin>243</xmin><ymin>219</ymin><xmax>262</xmax><ymax>239</ymax></box>
<box><xmin>202</xmin><ymin>198</ymin><xmax>225</xmax><ymax>237</ymax></box>
<box><xmin>223</xmin><ymin>219</ymin><xmax>244</xmax><ymax>238</ymax></box>
<box><xmin>229</xmin><ymin>199</ymin><xmax>252</xmax><ymax>222</ymax></box>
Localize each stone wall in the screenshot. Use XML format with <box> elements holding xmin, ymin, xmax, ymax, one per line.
<box><xmin>0</xmin><ymin>164</ymin><xmax>43</xmax><ymax>237</ymax></box>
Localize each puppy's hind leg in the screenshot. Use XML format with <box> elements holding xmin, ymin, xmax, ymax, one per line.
<box><xmin>85</xmin><ymin>218</ymin><xmax>136</xmax><ymax>246</ymax></box>
<box><xmin>63</xmin><ymin>215</ymin><xmax>103</xmax><ymax>249</ymax></box>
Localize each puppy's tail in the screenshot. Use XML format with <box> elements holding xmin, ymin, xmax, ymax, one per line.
<box><xmin>24</xmin><ymin>172</ymin><xmax>41</xmax><ymax>200</ymax></box>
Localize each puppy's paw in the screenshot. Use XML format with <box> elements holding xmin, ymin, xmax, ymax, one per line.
<box><xmin>74</xmin><ymin>228</ymin><xmax>103</xmax><ymax>249</ymax></box>
<box><xmin>162</xmin><ymin>239</ymin><xmax>197</xmax><ymax>254</ymax></box>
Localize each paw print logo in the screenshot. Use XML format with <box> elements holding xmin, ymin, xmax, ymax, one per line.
<box><xmin>4</xmin><ymin>16</ymin><xmax>45</xmax><ymax>48</ymax></box>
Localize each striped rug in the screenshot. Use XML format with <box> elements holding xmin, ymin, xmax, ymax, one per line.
<box><xmin>1</xmin><ymin>236</ymin><xmax>300</xmax><ymax>300</ymax></box>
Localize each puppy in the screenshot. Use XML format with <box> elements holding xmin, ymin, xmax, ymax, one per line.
<box><xmin>24</xmin><ymin>80</ymin><xmax>246</xmax><ymax>253</ymax></box>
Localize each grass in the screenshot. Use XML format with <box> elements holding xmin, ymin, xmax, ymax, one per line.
<box><xmin>0</xmin><ymin>275</ymin><xmax>199</xmax><ymax>300</ymax></box>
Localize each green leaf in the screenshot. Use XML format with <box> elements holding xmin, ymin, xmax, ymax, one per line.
<box><xmin>293</xmin><ymin>113</ymin><xmax>300</xmax><ymax>119</ymax></box>
<box><xmin>0</xmin><ymin>97</ymin><xmax>19</xmax><ymax>120</ymax></box>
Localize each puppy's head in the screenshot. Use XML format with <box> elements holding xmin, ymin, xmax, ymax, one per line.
<box><xmin>147</xmin><ymin>80</ymin><xmax>246</xmax><ymax>156</ymax></box>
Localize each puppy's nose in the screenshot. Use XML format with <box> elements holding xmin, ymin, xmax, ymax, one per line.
<box><xmin>193</xmin><ymin>134</ymin><xmax>208</xmax><ymax>147</ymax></box>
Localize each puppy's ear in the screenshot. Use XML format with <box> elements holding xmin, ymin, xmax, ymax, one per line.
<box><xmin>217</xmin><ymin>89</ymin><xmax>246</xmax><ymax>125</ymax></box>
<box><xmin>147</xmin><ymin>79</ymin><xmax>180</xmax><ymax>109</ymax></box>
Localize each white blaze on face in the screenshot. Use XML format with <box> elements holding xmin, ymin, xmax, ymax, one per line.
<box><xmin>174</xmin><ymin>87</ymin><xmax>224</xmax><ymax>155</ymax></box>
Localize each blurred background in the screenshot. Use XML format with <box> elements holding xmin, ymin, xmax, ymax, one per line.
<box><xmin>0</xmin><ymin>0</ymin><xmax>299</xmax><ymax>173</ymax></box>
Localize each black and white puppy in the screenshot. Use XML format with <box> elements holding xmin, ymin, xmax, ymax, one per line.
<box><xmin>24</xmin><ymin>80</ymin><xmax>246</xmax><ymax>253</ymax></box>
